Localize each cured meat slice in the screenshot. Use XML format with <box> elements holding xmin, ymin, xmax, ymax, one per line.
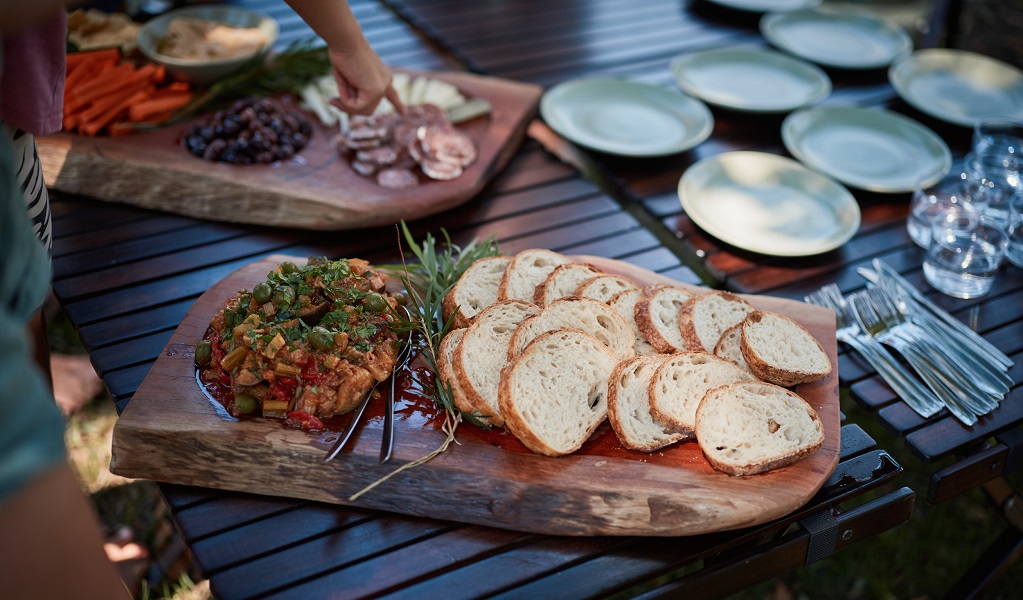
<box><xmin>356</xmin><ymin>146</ymin><xmax>398</xmax><ymax>166</ymax></box>
<box><xmin>420</xmin><ymin>158</ymin><xmax>463</xmax><ymax>181</ymax></box>
<box><xmin>419</xmin><ymin>125</ymin><xmax>477</xmax><ymax>167</ymax></box>
<box><xmin>351</xmin><ymin>160</ymin><xmax>379</xmax><ymax>176</ymax></box>
<box><xmin>377</xmin><ymin>167</ymin><xmax>420</xmax><ymax>189</ymax></box>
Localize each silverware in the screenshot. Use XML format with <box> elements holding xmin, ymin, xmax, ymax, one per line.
<box><xmin>380</xmin><ymin>316</ymin><xmax>414</xmax><ymax>464</ymax></box>
<box><xmin>324</xmin><ymin>379</ymin><xmax>381</xmax><ymax>463</ymax></box>
<box><xmin>805</xmin><ymin>285</ymin><xmax>942</xmax><ymax>418</ymax></box>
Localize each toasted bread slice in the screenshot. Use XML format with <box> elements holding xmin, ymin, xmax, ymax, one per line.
<box><xmin>696</xmin><ymin>381</ymin><xmax>824</xmax><ymax>476</ymax></box>
<box><xmin>442</xmin><ymin>255</ymin><xmax>512</xmax><ymax>330</ymax></box>
<box><xmin>648</xmin><ymin>352</ymin><xmax>755</xmax><ymax>437</ymax></box>
<box><xmin>712</xmin><ymin>323</ymin><xmax>752</xmax><ymax>374</ymax></box>
<box><xmin>436</xmin><ymin>328</ymin><xmax>473</xmax><ymax>417</ymax></box>
<box><xmin>533</xmin><ymin>262</ymin><xmax>603</xmax><ymax>307</ymax></box>
<box><xmin>499</xmin><ymin>329</ymin><xmax>618</xmax><ymax>456</ymax></box>
<box><xmin>452</xmin><ymin>300</ymin><xmax>540</xmax><ymax>427</ymax></box>
<box><xmin>634</xmin><ymin>285</ymin><xmax>696</xmax><ymax>353</ymax></box>
<box><xmin>498</xmin><ymin>249</ymin><xmax>573</xmax><ymax>302</ymax></box>
<box><xmin>740</xmin><ymin>310</ymin><xmax>832</xmax><ymax>386</ymax></box>
<box><xmin>508</xmin><ymin>296</ymin><xmax>636</xmax><ymax>362</ymax></box>
<box><xmin>679</xmin><ymin>291</ymin><xmax>755</xmax><ymax>352</ymax></box>
<box><xmin>607</xmin><ymin>355</ymin><xmax>686</xmax><ymax>452</ymax></box>
<box><xmin>608</xmin><ymin>289</ymin><xmax>661</xmax><ymax>357</ymax></box>
<box><xmin>575</xmin><ymin>274</ymin><xmax>639</xmax><ymax>303</ymax></box>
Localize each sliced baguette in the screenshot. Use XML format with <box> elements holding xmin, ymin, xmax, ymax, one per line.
<box><xmin>508</xmin><ymin>296</ymin><xmax>636</xmax><ymax>361</ymax></box>
<box><xmin>740</xmin><ymin>310</ymin><xmax>832</xmax><ymax>386</ymax></box>
<box><xmin>696</xmin><ymin>381</ymin><xmax>824</xmax><ymax>476</ymax></box>
<box><xmin>436</xmin><ymin>328</ymin><xmax>473</xmax><ymax>417</ymax></box>
<box><xmin>679</xmin><ymin>291</ymin><xmax>755</xmax><ymax>352</ymax></box>
<box><xmin>442</xmin><ymin>255</ymin><xmax>512</xmax><ymax>329</ymax></box>
<box><xmin>499</xmin><ymin>329</ymin><xmax>618</xmax><ymax>456</ymax></box>
<box><xmin>452</xmin><ymin>300</ymin><xmax>540</xmax><ymax>427</ymax></box>
<box><xmin>498</xmin><ymin>249</ymin><xmax>573</xmax><ymax>302</ymax></box>
<box><xmin>607</xmin><ymin>355</ymin><xmax>686</xmax><ymax>451</ymax></box>
<box><xmin>648</xmin><ymin>352</ymin><xmax>755</xmax><ymax>437</ymax></box>
<box><xmin>608</xmin><ymin>289</ymin><xmax>661</xmax><ymax>357</ymax></box>
<box><xmin>575</xmin><ymin>274</ymin><xmax>639</xmax><ymax>303</ymax></box>
<box><xmin>634</xmin><ymin>285</ymin><xmax>696</xmax><ymax>353</ymax></box>
<box><xmin>712</xmin><ymin>323</ymin><xmax>752</xmax><ymax>374</ymax></box>
<box><xmin>533</xmin><ymin>262</ymin><xmax>603</xmax><ymax>307</ymax></box>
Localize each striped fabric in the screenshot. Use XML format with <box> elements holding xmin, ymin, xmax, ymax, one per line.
<box><xmin>2</xmin><ymin>124</ymin><xmax>52</xmax><ymax>255</ymax></box>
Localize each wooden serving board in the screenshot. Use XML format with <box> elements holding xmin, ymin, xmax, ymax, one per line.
<box><xmin>37</xmin><ymin>71</ymin><xmax>541</xmax><ymax>230</ymax></box>
<box><xmin>110</xmin><ymin>254</ymin><xmax>840</xmax><ymax>536</ymax></box>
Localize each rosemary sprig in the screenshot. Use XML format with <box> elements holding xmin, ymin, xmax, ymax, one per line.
<box><xmin>165</xmin><ymin>39</ymin><xmax>332</xmax><ymax>124</ymax></box>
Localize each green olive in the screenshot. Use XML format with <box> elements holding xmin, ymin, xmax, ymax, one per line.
<box><xmin>363</xmin><ymin>292</ymin><xmax>389</xmax><ymax>313</ymax></box>
<box><xmin>195</xmin><ymin>339</ymin><xmax>213</xmax><ymax>366</ymax></box>
<box><xmin>280</xmin><ymin>261</ymin><xmax>298</xmax><ymax>274</ymax></box>
<box><xmin>309</xmin><ymin>326</ymin><xmax>334</xmax><ymax>350</ymax></box>
<box><xmin>232</xmin><ymin>394</ymin><xmax>259</xmax><ymax>415</ymax></box>
<box><xmin>272</xmin><ymin>285</ymin><xmax>296</xmax><ymax>308</ymax></box>
<box><xmin>252</xmin><ymin>281</ymin><xmax>273</xmax><ymax>304</ymax></box>
<box><xmin>391</xmin><ymin>292</ymin><xmax>408</xmax><ymax>306</ymax></box>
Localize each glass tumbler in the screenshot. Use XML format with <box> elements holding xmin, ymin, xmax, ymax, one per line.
<box><xmin>963</xmin><ymin>150</ymin><xmax>1022</xmax><ymax>228</ymax></box>
<box><xmin>923</xmin><ymin>211</ymin><xmax>1008</xmax><ymax>299</ymax></box>
<box><xmin>908</xmin><ymin>173</ymin><xmax>978</xmax><ymax>248</ymax></box>
<box><xmin>1007</xmin><ymin>193</ymin><xmax>1023</xmax><ymax>268</ymax></box>
<box><xmin>973</xmin><ymin>117</ymin><xmax>1023</xmax><ymax>157</ymax></box>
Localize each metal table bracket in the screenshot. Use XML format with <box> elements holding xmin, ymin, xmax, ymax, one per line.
<box><xmin>799</xmin><ymin>508</ymin><xmax>841</xmax><ymax>565</ymax></box>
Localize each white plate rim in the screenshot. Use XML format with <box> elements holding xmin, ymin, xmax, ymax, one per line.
<box><xmin>704</xmin><ymin>0</ymin><xmax>821</xmax><ymax>13</ymax></box>
<box><xmin>670</xmin><ymin>47</ymin><xmax>831</xmax><ymax>113</ymax></box>
<box><xmin>760</xmin><ymin>7</ymin><xmax>912</xmax><ymax>70</ymax></box>
<box><xmin>540</xmin><ymin>77</ymin><xmax>715</xmax><ymax>157</ymax></box>
<box><xmin>781</xmin><ymin>105</ymin><xmax>952</xmax><ymax>192</ymax></box>
<box><xmin>678</xmin><ymin>151</ymin><xmax>861</xmax><ymax>256</ymax></box>
<box><xmin>888</xmin><ymin>48</ymin><xmax>1023</xmax><ymax>127</ymax></box>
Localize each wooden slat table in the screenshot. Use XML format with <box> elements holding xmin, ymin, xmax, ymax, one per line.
<box><xmin>381</xmin><ymin>0</ymin><xmax>1023</xmax><ymax>595</ymax></box>
<box><xmin>47</xmin><ymin>1</ymin><xmax>920</xmax><ymax>598</ymax></box>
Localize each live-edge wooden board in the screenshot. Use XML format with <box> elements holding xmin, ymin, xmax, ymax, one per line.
<box><xmin>38</xmin><ymin>71</ymin><xmax>541</xmax><ymax>230</ymax></box>
<box><xmin>110</xmin><ymin>254</ymin><xmax>840</xmax><ymax>537</ymax></box>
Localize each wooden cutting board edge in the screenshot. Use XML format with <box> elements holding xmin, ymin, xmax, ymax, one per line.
<box><xmin>111</xmin><ymin>254</ymin><xmax>841</xmax><ymax>537</ymax></box>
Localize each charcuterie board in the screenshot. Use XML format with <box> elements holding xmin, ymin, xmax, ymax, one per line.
<box><xmin>37</xmin><ymin>71</ymin><xmax>541</xmax><ymax>230</ymax></box>
<box><xmin>109</xmin><ymin>254</ymin><xmax>840</xmax><ymax>536</ymax></box>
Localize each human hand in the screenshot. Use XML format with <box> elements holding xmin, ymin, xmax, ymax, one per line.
<box><xmin>328</xmin><ymin>45</ymin><xmax>404</xmax><ymax>116</ymax></box>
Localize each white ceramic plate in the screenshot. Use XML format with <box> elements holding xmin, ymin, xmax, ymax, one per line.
<box><xmin>540</xmin><ymin>78</ymin><xmax>714</xmax><ymax>157</ymax></box>
<box><xmin>671</xmin><ymin>47</ymin><xmax>831</xmax><ymax>113</ymax></box>
<box><xmin>678</xmin><ymin>151</ymin><xmax>860</xmax><ymax>256</ymax></box>
<box><xmin>782</xmin><ymin>106</ymin><xmax>951</xmax><ymax>192</ymax></box>
<box><xmin>705</xmin><ymin>0</ymin><xmax>820</xmax><ymax>12</ymax></box>
<box><xmin>760</xmin><ymin>8</ymin><xmax>912</xmax><ymax>70</ymax></box>
<box><xmin>889</xmin><ymin>49</ymin><xmax>1023</xmax><ymax>127</ymax></box>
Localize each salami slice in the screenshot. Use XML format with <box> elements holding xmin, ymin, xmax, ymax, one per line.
<box><xmin>377</xmin><ymin>167</ymin><xmax>420</xmax><ymax>189</ymax></box>
<box><xmin>420</xmin><ymin>125</ymin><xmax>477</xmax><ymax>167</ymax></box>
<box><xmin>420</xmin><ymin>158</ymin><xmax>463</xmax><ymax>181</ymax></box>
<box><xmin>351</xmin><ymin>160</ymin><xmax>379</xmax><ymax>176</ymax></box>
<box><xmin>356</xmin><ymin>146</ymin><xmax>398</xmax><ymax>166</ymax></box>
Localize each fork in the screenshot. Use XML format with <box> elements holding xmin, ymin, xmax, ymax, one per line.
<box><xmin>805</xmin><ymin>285</ymin><xmax>942</xmax><ymax>418</ymax></box>
<box><xmin>847</xmin><ymin>290</ymin><xmax>979</xmax><ymax>426</ymax></box>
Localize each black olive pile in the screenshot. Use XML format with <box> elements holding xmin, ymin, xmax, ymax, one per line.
<box><xmin>182</xmin><ymin>97</ymin><xmax>313</xmax><ymax>164</ymax></box>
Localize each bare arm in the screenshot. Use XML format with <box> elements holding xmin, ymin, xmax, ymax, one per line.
<box><xmin>284</xmin><ymin>0</ymin><xmax>402</xmax><ymax>115</ymax></box>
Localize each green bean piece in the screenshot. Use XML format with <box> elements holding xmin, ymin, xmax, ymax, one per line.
<box><xmin>252</xmin><ymin>281</ymin><xmax>273</xmax><ymax>304</ymax></box>
<box><xmin>272</xmin><ymin>285</ymin><xmax>296</xmax><ymax>308</ymax></box>
<box><xmin>363</xmin><ymin>292</ymin><xmax>389</xmax><ymax>313</ymax></box>
<box><xmin>309</xmin><ymin>326</ymin><xmax>334</xmax><ymax>350</ymax></box>
<box><xmin>232</xmin><ymin>394</ymin><xmax>259</xmax><ymax>415</ymax></box>
<box><xmin>195</xmin><ymin>340</ymin><xmax>213</xmax><ymax>366</ymax></box>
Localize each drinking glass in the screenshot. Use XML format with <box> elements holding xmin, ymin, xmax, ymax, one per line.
<box><xmin>962</xmin><ymin>149</ymin><xmax>1022</xmax><ymax>228</ymax></box>
<box><xmin>908</xmin><ymin>173</ymin><xmax>979</xmax><ymax>248</ymax></box>
<box><xmin>1007</xmin><ymin>193</ymin><xmax>1023</xmax><ymax>268</ymax></box>
<box><xmin>923</xmin><ymin>211</ymin><xmax>1008</xmax><ymax>299</ymax></box>
<box><xmin>973</xmin><ymin>117</ymin><xmax>1023</xmax><ymax>157</ymax></box>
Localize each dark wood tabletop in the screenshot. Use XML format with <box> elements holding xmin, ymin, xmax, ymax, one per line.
<box><xmin>48</xmin><ymin>0</ymin><xmax>1023</xmax><ymax>597</ymax></box>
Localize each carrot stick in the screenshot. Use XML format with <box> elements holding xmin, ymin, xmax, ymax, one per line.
<box><xmin>70</xmin><ymin>62</ymin><xmax>134</xmax><ymax>101</ymax></box>
<box><xmin>163</xmin><ymin>82</ymin><xmax>191</xmax><ymax>93</ymax></box>
<box><xmin>128</xmin><ymin>92</ymin><xmax>193</xmax><ymax>122</ymax></box>
<box><xmin>80</xmin><ymin>89</ymin><xmax>153</xmax><ymax>136</ymax></box>
<box><xmin>66</xmin><ymin>47</ymin><xmax>120</xmax><ymax>70</ymax></box>
<box><xmin>63</xmin><ymin>56</ymin><xmax>118</xmax><ymax>111</ymax></box>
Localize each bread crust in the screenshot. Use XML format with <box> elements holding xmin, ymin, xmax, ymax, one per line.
<box><xmin>607</xmin><ymin>355</ymin><xmax>682</xmax><ymax>452</ymax></box>
<box><xmin>442</xmin><ymin>255</ymin><xmax>512</xmax><ymax>330</ymax></box>
<box><xmin>532</xmin><ymin>262</ymin><xmax>602</xmax><ymax>307</ymax></box>
<box><xmin>497</xmin><ymin>249</ymin><xmax>572</xmax><ymax>302</ymax></box>
<box><xmin>436</xmin><ymin>328</ymin><xmax>473</xmax><ymax>417</ymax></box>
<box><xmin>678</xmin><ymin>290</ymin><xmax>754</xmax><ymax>352</ymax></box>
<box><xmin>634</xmin><ymin>285</ymin><xmax>695</xmax><ymax>353</ymax></box>
<box><xmin>739</xmin><ymin>310</ymin><xmax>831</xmax><ymax>387</ymax></box>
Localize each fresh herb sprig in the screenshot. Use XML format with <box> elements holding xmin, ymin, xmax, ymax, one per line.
<box><xmin>167</xmin><ymin>40</ymin><xmax>332</xmax><ymax>124</ymax></box>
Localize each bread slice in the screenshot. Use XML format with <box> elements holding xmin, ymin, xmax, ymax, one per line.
<box><xmin>575</xmin><ymin>274</ymin><xmax>639</xmax><ymax>303</ymax></box>
<box><xmin>696</xmin><ymin>381</ymin><xmax>824</xmax><ymax>476</ymax></box>
<box><xmin>607</xmin><ymin>355</ymin><xmax>686</xmax><ymax>451</ymax></box>
<box><xmin>608</xmin><ymin>289</ymin><xmax>661</xmax><ymax>357</ymax></box>
<box><xmin>712</xmin><ymin>323</ymin><xmax>752</xmax><ymax>374</ymax></box>
<box><xmin>648</xmin><ymin>352</ymin><xmax>755</xmax><ymax>437</ymax></box>
<box><xmin>508</xmin><ymin>297</ymin><xmax>636</xmax><ymax>361</ymax></box>
<box><xmin>533</xmin><ymin>262</ymin><xmax>602</xmax><ymax>307</ymax></box>
<box><xmin>498</xmin><ymin>249</ymin><xmax>573</xmax><ymax>302</ymax></box>
<box><xmin>679</xmin><ymin>291</ymin><xmax>755</xmax><ymax>352</ymax></box>
<box><xmin>740</xmin><ymin>310</ymin><xmax>832</xmax><ymax>386</ymax></box>
<box><xmin>436</xmin><ymin>328</ymin><xmax>473</xmax><ymax>416</ymax></box>
<box><xmin>634</xmin><ymin>285</ymin><xmax>696</xmax><ymax>353</ymax></box>
<box><xmin>442</xmin><ymin>255</ymin><xmax>512</xmax><ymax>329</ymax></box>
<box><xmin>499</xmin><ymin>329</ymin><xmax>618</xmax><ymax>456</ymax></box>
<box><xmin>452</xmin><ymin>300</ymin><xmax>540</xmax><ymax>427</ymax></box>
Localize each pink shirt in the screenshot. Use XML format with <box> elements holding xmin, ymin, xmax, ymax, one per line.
<box><xmin>0</xmin><ymin>14</ymin><xmax>67</xmax><ymax>135</ymax></box>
